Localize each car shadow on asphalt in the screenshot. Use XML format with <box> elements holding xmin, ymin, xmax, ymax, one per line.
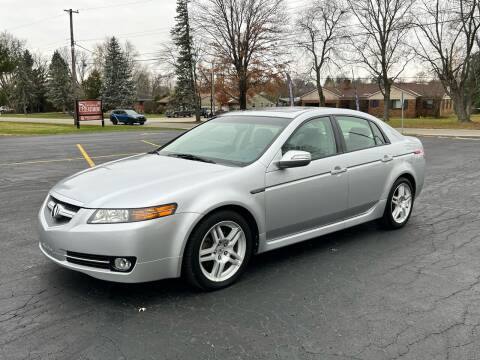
<box><xmin>45</xmin><ymin>220</ymin><xmax>384</xmax><ymax>306</ymax></box>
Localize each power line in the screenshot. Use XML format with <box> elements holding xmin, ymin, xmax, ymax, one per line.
<box><xmin>75</xmin><ymin>26</ymin><xmax>171</xmax><ymax>42</ymax></box>
<box><xmin>75</xmin><ymin>43</ymin><xmax>95</xmax><ymax>54</ymax></box>
<box><xmin>3</xmin><ymin>0</ymin><xmax>158</xmax><ymax>33</ymax></box>
<box><xmin>4</xmin><ymin>14</ymin><xmax>64</xmax><ymax>32</ymax></box>
<box><xmin>78</xmin><ymin>0</ymin><xmax>157</xmax><ymax>12</ymax></box>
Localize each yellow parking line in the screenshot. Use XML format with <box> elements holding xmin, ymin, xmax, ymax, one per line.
<box><xmin>141</xmin><ymin>140</ymin><xmax>160</xmax><ymax>147</ymax></box>
<box><xmin>76</xmin><ymin>144</ymin><xmax>96</xmax><ymax>168</ymax></box>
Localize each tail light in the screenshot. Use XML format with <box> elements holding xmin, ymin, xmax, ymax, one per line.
<box><xmin>414</xmin><ymin>149</ymin><xmax>424</xmax><ymax>156</ymax></box>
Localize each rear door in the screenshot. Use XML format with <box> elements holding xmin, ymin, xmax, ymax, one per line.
<box><xmin>118</xmin><ymin>110</ymin><xmax>128</xmax><ymax>122</ymax></box>
<box><xmin>333</xmin><ymin>115</ymin><xmax>393</xmax><ymax>215</ymax></box>
<box><xmin>265</xmin><ymin>117</ymin><xmax>349</xmax><ymax>240</ymax></box>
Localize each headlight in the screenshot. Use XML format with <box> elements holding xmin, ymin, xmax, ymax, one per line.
<box><xmin>88</xmin><ymin>203</ymin><xmax>177</xmax><ymax>224</ymax></box>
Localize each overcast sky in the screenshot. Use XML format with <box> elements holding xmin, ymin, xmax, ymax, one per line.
<box><xmin>1</xmin><ymin>0</ymin><xmax>422</xmax><ymax>79</ymax></box>
<box><xmin>1</xmin><ymin>0</ymin><xmax>177</xmax><ymax>66</ymax></box>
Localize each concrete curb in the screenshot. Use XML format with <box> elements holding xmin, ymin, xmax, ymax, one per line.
<box><xmin>395</xmin><ymin>128</ymin><xmax>480</xmax><ymax>138</ymax></box>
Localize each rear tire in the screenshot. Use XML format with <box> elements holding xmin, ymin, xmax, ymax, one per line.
<box><xmin>183</xmin><ymin>210</ymin><xmax>253</xmax><ymax>291</ymax></box>
<box><xmin>380</xmin><ymin>177</ymin><xmax>414</xmax><ymax>229</ymax></box>
<box><xmin>111</xmin><ymin>119</ymin><xmax>118</xmax><ymax>125</ymax></box>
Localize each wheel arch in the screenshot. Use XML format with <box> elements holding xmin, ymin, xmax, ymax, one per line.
<box><xmin>397</xmin><ymin>172</ymin><xmax>416</xmax><ymax>198</ymax></box>
<box><xmin>178</xmin><ymin>203</ymin><xmax>261</xmax><ymax>275</ymax></box>
<box><xmin>194</xmin><ymin>204</ymin><xmax>259</xmax><ymax>251</ymax></box>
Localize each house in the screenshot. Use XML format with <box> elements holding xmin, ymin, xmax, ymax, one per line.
<box><xmin>299</xmin><ymin>81</ymin><xmax>454</xmax><ymax>118</ymax></box>
<box><xmin>225</xmin><ymin>93</ymin><xmax>275</xmax><ymax>111</ymax></box>
<box><xmin>134</xmin><ymin>98</ymin><xmax>154</xmax><ymax>113</ymax></box>
<box><xmin>157</xmin><ymin>92</ymin><xmax>276</xmax><ymax>112</ymax></box>
<box><xmin>278</xmin><ymin>97</ymin><xmax>302</xmax><ymax>106</ymax></box>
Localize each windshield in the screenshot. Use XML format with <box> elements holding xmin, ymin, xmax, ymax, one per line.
<box><xmin>158</xmin><ymin>115</ymin><xmax>290</xmax><ymax>166</ymax></box>
<box><xmin>125</xmin><ymin>110</ymin><xmax>138</xmax><ymax>115</ymax></box>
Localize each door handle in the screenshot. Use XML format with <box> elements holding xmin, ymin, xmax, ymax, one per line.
<box><xmin>382</xmin><ymin>154</ymin><xmax>393</xmax><ymax>162</ymax></box>
<box><xmin>331</xmin><ymin>166</ymin><xmax>347</xmax><ymax>175</ymax></box>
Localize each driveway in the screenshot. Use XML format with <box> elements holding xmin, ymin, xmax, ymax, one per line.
<box><xmin>1</xmin><ymin>133</ymin><xmax>480</xmax><ymax>359</ymax></box>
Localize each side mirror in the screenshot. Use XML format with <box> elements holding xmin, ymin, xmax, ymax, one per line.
<box><xmin>277</xmin><ymin>150</ymin><xmax>311</xmax><ymax>169</ymax></box>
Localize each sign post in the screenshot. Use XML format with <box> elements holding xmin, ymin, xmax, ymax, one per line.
<box><xmin>75</xmin><ymin>100</ymin><xmax>104</xmax><ymax>129</ymax></box>
<box><xmin>401</xmin><ymin>91</ymin><xmax>404</xmax><ymax>135</ymax></box>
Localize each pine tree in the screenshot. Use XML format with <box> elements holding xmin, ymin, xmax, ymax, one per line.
<box><xmin>31</xmin><ymin>61</ymin><xmax>48</xmax><ymax>112</ymax></box>
<box><xmin>12</xmin><ymin>50</ymin><xmax>34</xmax><ymax>114</ymax></box>
<box><xmin>83</xmin><ymin>69</ymin><xmax>102</xmax><ymax>99</ymax></box>
<box><xmin>171</xmin><ymin>0</ymin><xmax>200</xmax><ymax>121</ymax></box>
<box><xmin>46</xmin><ymin>51</ymin><xmax>72</xmax><ymax>112</ymax></box>
<box><xmin>101</xmin><ymin>37</ymin><xmax>135</xmax><ymax>109</ymax></box>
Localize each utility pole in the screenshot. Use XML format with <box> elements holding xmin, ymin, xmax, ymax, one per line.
<box><xmin>401</xmin><ymin>90</ymin><xmax>404</xmax><ymax>134</ymax></box>
<box><xmin>286</xmin><ymin>73</ymin><xmax>294</xmax><ymax>107</ymax></box>
<box><xmin>210</xmin><ymin>62</ymin><xmax>215</xmax><ymax>116</ymax></box>
<box><xmin>64</xmin><ymin>9</ymin><xmax>79</xmax><ymax>128</ymax></box>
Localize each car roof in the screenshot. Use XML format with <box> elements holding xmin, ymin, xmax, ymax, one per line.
<box><xmin>220</xmin><ymin>107</ymin><xmax>380</xmax><ymax>120</ymax></box>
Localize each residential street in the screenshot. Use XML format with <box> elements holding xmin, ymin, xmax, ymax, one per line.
<box><xmin>1</xmin><ymin>132</ymin><xmax>480</xmax><ymax>359</ymax></box>
<box><xmin>3</xmin><ymin>115</ymin><xmax>480</xmax><ymax>137</ymax></box>
<box><xmin>0</xmin><ymin>116</ymin><xmax>198</xmax><ymax>130</ymax></box>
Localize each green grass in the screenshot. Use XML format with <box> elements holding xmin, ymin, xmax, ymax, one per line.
<box><xmin>388</xmin><ymin>114</ymin><xmax>480</xmax><ymax>129</ymax></box>
<box><xmin>3</xmin><ymin>112</ymin><xmax>166</xmax><ymax>119</ymax></box>
<box><xmin>0</xmin><ymin>122</ymin><xmax>177</xmax><ymax>136</ymax></box>
<box><xmin>3</xmin><ymin>112</ymin><xmax>73</xmax><ymax>119</ymax></box>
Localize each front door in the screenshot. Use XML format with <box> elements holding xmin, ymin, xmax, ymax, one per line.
<box><xmin>265</xmin><ymin>117</ymin><xmax>348</xmax><ymax>240</ymax></box>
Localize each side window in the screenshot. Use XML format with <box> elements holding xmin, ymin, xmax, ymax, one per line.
<box><xmin>336</xmin><ymin>116</ymin><xmax>376</xmax><ymax>152</ymax></box>
<box><xmin>282</xmin><ymin>117</ymin><xmax>337</xmax><ymax>160</ymax></box>
<box><xmin>369</xmin><ymin>121</ymin><xmax>387</xmax><ymax>145</ymax></box>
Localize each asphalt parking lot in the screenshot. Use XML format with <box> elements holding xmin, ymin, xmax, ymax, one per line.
<box><xmin>1</xmin><ymin>132</ymin><xmax>480</xmax><ymax>360</ymax></box>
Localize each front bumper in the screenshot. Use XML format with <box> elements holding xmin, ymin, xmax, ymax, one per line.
<box><xmin>38</xmin><ymin>196</ymin><xmax>201</xmax><ymax>283</ymax></box>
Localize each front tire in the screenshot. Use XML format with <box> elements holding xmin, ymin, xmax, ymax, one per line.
<box><xmin>183</xmin><ymin>210</ymin><xmax>253</xmax><ymax>291</ymax></box>
<box><xmin>380</xmin><ymin>177</ymin><xmax>414</xmax><ymax>229</ymax></box>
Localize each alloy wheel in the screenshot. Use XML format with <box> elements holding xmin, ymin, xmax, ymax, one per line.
<box><xmin>391</xmin><ymin>183</ymin><xmax>412</xmax><ymax>224</ymax></box>
<box><xmin>198</xmin><ymin>221</ymin><xmax>246</xmax><ymax>282</ymax></box>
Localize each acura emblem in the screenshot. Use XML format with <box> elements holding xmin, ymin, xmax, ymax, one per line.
<box><xmin>51</xmin><ymin>203</ymin><xmax>61</xmax><ymax>219</ymax></box>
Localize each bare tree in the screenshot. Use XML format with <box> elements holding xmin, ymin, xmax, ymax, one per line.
<box><xmin>347</xmin><ymin>0</ymin><xmax>415</xmax><ymax>120</ymax></box>
<box><xmin>194</xmin><ymin>0</ymin><xmax>286</xmax><ymax>110</ymax></box>
<box><xmin>297</xmin><ymin>0</ymin><xmax>348</xmax><ymax>107</ymax></box>
<box><xmin>413</xmin><ymin>0</ymin><xmax>480</xmax><ymax>122</ymax></box>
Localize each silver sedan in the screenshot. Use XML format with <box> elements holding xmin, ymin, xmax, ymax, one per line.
<box><xmin>38</xmin><ymin>108</ymin><xmax>425</xmax><ymax>290</ymax></box>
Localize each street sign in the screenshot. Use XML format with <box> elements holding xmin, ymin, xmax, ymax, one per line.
<box><xmin>75</xmin><ymin>100</ymin><xmax>104</xmax><ymax>128</ymax></box>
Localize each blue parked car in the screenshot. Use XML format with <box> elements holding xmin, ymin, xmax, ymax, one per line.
<box><xmin>110</xmin><ymin>109</ymin><xmax>147</xmax><ymax>125</ymax></box>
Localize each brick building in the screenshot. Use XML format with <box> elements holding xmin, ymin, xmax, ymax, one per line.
<box><xmin>300</xmin><ymin>81</ymin><xmax>454</xmax><ymax>118</ymax></box>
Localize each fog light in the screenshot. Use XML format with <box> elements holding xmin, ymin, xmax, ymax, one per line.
<box><xmin>113</xmin><ymin>257</ymin><xmax>132</xmax><ymax>272</ymax></box>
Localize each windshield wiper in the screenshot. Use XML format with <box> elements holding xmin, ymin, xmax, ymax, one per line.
<box><xmin>167</xmin><ymin>153</ymin><xmax>216</xmax><ymax>164</ymax></box>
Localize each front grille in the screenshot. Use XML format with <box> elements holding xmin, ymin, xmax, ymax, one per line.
<box><xmin>46</xmin><ymin>196</ymin><xmax>81</xmax><ymax>225</ymax></box>
<box><xmin>66</xmin><ymin>251</ymin><xmax>111</xmax><ymax>269</ymax></box>
<box><xmin>66</xmin><ymin>251</ymin><xmax>136</xmax><ymax>272</ymax></box>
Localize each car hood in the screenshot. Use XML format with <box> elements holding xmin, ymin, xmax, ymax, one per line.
<box><xmin>51</xmin><ymin>153</ymin><xmax>233</xmax><ymax>208</ymax></box>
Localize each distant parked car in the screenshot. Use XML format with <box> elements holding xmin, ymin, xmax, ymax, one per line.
<box><xmin>110</xmin><ymin>109</ymin><xmax>146</xmax><ymax>125</ymax></box>
<box><xmin>0</xmin><ymin>106</ymin><xmax>13</xmax><ymax>114</ymax></box>
<box><xmin>200</xmin><ymin>108</ymin><xmax>210</xmax><ymax>118</ymax></box>
<box><xmin>165</xmin><ymin>109</ymin><xmax>193</xmax><ymax>118</ymax></box>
